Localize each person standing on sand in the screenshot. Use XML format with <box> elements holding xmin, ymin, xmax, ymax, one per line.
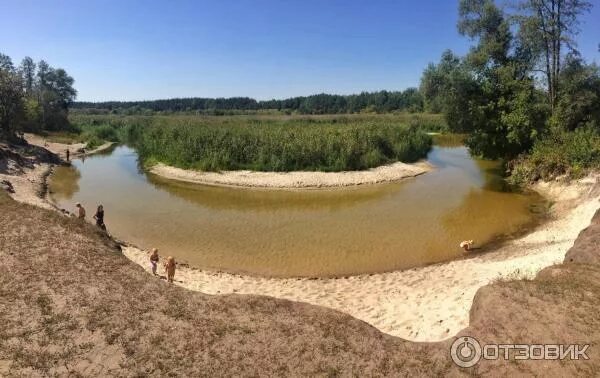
<box><xmin>150</xmin><ymin>248</ymin><xmax>160</xmax><ymax>275</ymax></box>
<box><xmin>93</xmin><ymin>204</ymin><xmax>106</xmax><ymax>231</ymax></box>
<box><xmin>75</xmin><ymin>203</ymin><xmax>86</xmax><ymax>219</ymax></box>
<box><xmin>164</xmin><ymin>256</ymin><xmax>176</xmax><ymax>283</ymax></box>
<box><xmin>66</xmin><ymin>149</ymin><xmax>70</xmax><ymax>162</ymax></box>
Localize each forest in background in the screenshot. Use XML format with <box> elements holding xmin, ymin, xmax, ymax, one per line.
<box><xmin>72</xmin><ymin>88</ymin><xmax>425</xmax><ymax>115</ymax></box>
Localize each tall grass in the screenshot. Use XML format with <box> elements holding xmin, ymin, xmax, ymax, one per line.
<box><xmin>70</xmin><ymin>114</ymin><xmax>438</xmax><ymax>172</ymax></box>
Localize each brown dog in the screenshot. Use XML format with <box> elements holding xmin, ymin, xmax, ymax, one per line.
<box><xmin>459</xmin><ymin>240</ymin><xmax>474</xmax><ymax>251</ymax></box>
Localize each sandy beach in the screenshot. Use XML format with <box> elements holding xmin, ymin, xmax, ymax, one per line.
<box><xmin>123</xmin><ymin>175</ymin><xmax>599</xmax><ymax>342</ymax></box>
<box><xmin>24</xmin><ymin>133</ymin><xmax>114</xmax><ymax>160</ymax></box>
<box><xmin>3</xmin><ymin>137</ymin><xmax>599</xmax><ymax>342</ymax></box>
<box><xmin>150</xmin><ymin>160</ymin><xmax>433</xmax><ymax>189</ymax></box>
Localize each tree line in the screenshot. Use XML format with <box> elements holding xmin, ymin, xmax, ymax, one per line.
<box><xmin>0</xmin><ymin>53</ymin><xmax>77</xmax><ymax>139</ymax></box>
<box><xmin>419</xmin><ymin>0</ymin><xmax>600</xmax><ymax>171</ymax></box>
<box><xmin>71</xmin><ymin>88</ymin><xmax>425</xmax><ymax>115</ymax></box>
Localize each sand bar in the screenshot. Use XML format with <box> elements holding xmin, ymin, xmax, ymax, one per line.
<box><xmin>150</xmin><ymin>160</ymin><xmax>432</xmax><ymax>189</ymax></box>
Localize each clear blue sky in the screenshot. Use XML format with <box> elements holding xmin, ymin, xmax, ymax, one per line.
<box><xmin>1</xmin><ymin>0</ymin><xmax>599</xmax><ymax>101</ymax></box>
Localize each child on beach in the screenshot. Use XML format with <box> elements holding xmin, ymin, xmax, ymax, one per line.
<box><xmin>164</xmin><ymin>256</ymin><xmax>176</xmax><ymax>283</ymax></box>
<box><xmin>149</xmin><ymin>248</ymin><xmax>159</xmax><ymax>275</ymax></box>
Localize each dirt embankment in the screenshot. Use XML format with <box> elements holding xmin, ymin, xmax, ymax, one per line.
<box><xmin>0</xmin><ymin>141</ymin><xmax>60</xmax><ymax>210</ymax></box>
<box><xmin>457</xmin><ymin>205</ymin><xmax>600</xmax><ymax>376</ymax></box>
<box><xmin>0</xmin><ymin>136</ymin><xmax>114</xmax><ymax>210</ymax></box>
<box><xmin>1</xmin><ymin>140</ymin><xmax>600</xmax><ymax>376</ymax></box>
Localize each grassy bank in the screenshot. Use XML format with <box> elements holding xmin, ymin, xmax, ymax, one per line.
<box><xmin>70</xmin><ymin>113</ymin><xmax>442</xmax><ymax>172</ymax></box>
<box><xmin>509</xmin><ymin>127</ymin><xmax>600</xmax><ymax>184</ymax></box>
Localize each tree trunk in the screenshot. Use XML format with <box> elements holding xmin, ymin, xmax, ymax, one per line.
<box><xmin>537</xmin><ymin>4</ymin><xmax>554</xmax><ymax>111</ymax></box>
<box><xmin>555</xmin><ymin>0</ymin><xmax>562</xmax><ymax>106</ymax></box>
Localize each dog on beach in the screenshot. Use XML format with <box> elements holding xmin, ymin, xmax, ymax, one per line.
<box><xmin>459</xmin><ymin>240</ymin><xmax>474</xmax><ymax>251</ymax></box>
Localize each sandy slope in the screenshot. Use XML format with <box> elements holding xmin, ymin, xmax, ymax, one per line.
<box><xmin>123</xmin><ymin>175</ymin><xmax>599</xmax><ymax>342</ymax></box>
<box><xmin>0</xmin><ymin>163</ymin><xmax>54</xmax><ymax>210</ymax></box>
<box><xmin>150</xmin><ymin>160</ymin><xmax>432</xmax><ymax>189</ymax></box>
<box><xmin>0</xmin><ymin>136</ymin><xmax>113</xmax><ymax>211</ymax></box>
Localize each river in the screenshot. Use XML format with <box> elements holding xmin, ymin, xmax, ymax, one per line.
<box><xmin>49</xmin><ymin>138</ymin><xmax>545</xmax><ymax>277</ymax></box>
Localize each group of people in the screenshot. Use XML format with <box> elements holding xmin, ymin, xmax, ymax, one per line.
<box><xmin>150</xmin><ymin>248</ymin><xmax>177</xmax><ymax>283</ymax></box>
<box><xmin>62</xmin><ymin>147</ymin><xmax>183</xmax><ymax>283</ymax></box>
<box><xmin>74</xmin><ymin>202</ymin><xmax>177</xmax><ymax>283</ymax></box>
<box><xmin>74</xmin><ymin>202</ymin><xmax>106</xmax><ymax>231</ymax></box>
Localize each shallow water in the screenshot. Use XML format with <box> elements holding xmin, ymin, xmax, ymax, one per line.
<box><xmin>49</xmin><ymin>141</ymin><xmax>545</xmax><ymax>277</ymax></box>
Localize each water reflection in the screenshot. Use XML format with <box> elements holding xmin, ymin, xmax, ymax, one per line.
<box><xmin>146</xmin><ymin>172</ymin><xmax>411</xmax><ymax>212</ymax></box>
<box><xmin>49</xmin><ymin>166</ymin><xmax>80</xmax><ymax>200</ymax></box>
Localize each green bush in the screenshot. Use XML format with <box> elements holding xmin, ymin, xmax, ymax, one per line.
<box><xmin>509</xmin><ymin>126</ymin><xmax>600</xmax><ymax>184</ymax></box>
<box><xmin>91</xmin><ymin>124</ymin><xmax>120</xmax><ymax>142</ymax></box>
<box><xmin>84</xmin><ymin>135</ymin><xmax>104</xmax><ymax>150</ymax></box>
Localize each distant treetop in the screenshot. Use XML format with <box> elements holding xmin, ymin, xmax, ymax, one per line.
<box><xmin>72</xmin><ymin>89</ymin><xmax>426</xmax><ymax>115</ymax></box>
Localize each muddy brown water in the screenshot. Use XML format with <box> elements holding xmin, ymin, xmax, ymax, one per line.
<box><xmin>49</xmin><ymin>140</ymin><xmax>546</xmax><ymax>277</ymax></box>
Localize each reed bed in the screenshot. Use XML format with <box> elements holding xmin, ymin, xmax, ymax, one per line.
<box><xmin>71</xmin><ymin>114</ymin><xmax>440</xmax><ymax>172</ymax></box>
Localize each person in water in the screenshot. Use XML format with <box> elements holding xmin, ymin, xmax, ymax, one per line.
<box><xmin>75</xmin><ymin>203</ymin><xmax>86</xmax><ymax>219</ymax></box>
<box><xmin>93</xmin><ymin>204</ymin><xmax>106</xmax><ymax>231</ymax></box>
<box><xmin>164</xmin><ymin>256</ymin><xmax>176</xmax><ymax>283</ymax></box>
<box><xmin>150</xmin><ymin>248</ymin><xmax>160</xmax><ymax>275</ymax></box>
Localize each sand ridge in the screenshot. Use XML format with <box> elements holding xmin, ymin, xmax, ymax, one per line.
<box><xmin>123</xmin><ymin>175</ymin><xmax>599</xmax><ymax>342</ymax></box>
<box><xmin>150</xmin><ymin>160</ymin><xmax>433</xmax><ymax>189</ymax></box>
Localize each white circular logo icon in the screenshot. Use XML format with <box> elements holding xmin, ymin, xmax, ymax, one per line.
<box><xmin>450</xmin><ymin>336</ymin><xmax>482</xmax><ymax>368</ymax></box>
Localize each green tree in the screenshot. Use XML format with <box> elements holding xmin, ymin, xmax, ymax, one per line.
<box><xmin>517</xmin><ymin>0</ymin><xmax>592</xmax><ymax>112</ymax></box>
<box><xmin>458</xmin><ymin>0</ymin><xmax>512</xmax><ymax>68</ymax></box>
<box><xmin>34</xmin><ymin>60</ymin><xmax>77</xmax><ymax>131</ymax></box>
<box><xmin>19</xmin><ymin>57</ymin><xmax>36</xmax><ymax>96</ymax></box>
<box><xmin>552</xmin><ymin>53</ymin><xmax>600</xmax><ymax>131</ymax></box>
<box><xmin>451</xmin><ymin>0</ymin><xmax>548</xmax><ymax>159</ymax></box>
<box><xmin>0</xmin><ymin>55</ymin><xmax>24</xmax><ymax>139</ymax></box>
<box><xmin>0</xmin><ymin>53</ymin><xmax>14</xmax><ymax>71</ymax></box>
<box><xmin>420</xmin><ymin>50</ymin><xmax>467</xmax><ymax>115</ymax></box>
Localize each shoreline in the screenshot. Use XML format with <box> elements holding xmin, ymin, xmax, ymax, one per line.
<box><xmin>2</xmin><ymin>138</ymin><xmax>599</xmax><ymax>342</ymax></box>
<box><xmin>123</xmin><ymin>175</ymin><xmax>598</xmax><ymax>342</ymax></box>
<box><xmin>149</xmin><ymin>160</ymin><xmax>433</xmax><ymax>189</ymax></box>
